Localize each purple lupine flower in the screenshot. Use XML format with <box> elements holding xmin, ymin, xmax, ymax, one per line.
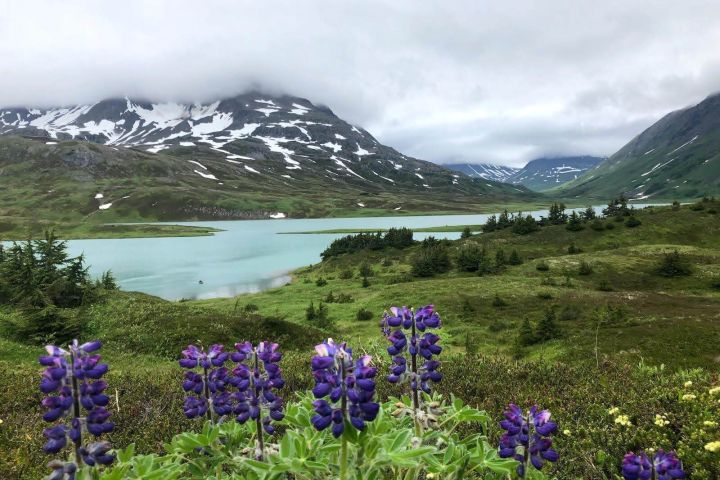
<box><xmin>39</xmin><ymin>340</ymin><xmax>114</xmax><ymax>471</ymax></box>
<box><xmin>229</xmin><ymin>341</ymin><xmax>285</xmax><ymax>460</ymax></box>
<box><xmin>230</xmin><ymin>341</ymin><xmax>285</xmax><ymax>434</ymax></box>
<box><xmin>381</xmin><ymin>305</ymin><xmax>442</xmax><ymax>412</ymax></box>
<box><xmin>498</xmin><ymin>404</ymin><xmax>558</xmax><ymax>478</ymax></box>
<box><xmin>179</xmin><ymin>344</ymin><xmax>230</xmax><ymax>420</ymax></box>
<box><xmin>622</xmin><ymin>449</ymin><xmax>685</xmax><ymax>480</ymax></box>
<box><xmin>47</xmin><ymin>460</ymin><xmax>77</xmax><ymax>480</ymax></box>
<box><xmin>79</xmin><ymin>441</ymin><xmax>115</xmax><ymax>466</ymax></box>
<box><xmin>311</xmin><ymin>339</ymin><xmax>379</xmax><ymax>438</ymax></box>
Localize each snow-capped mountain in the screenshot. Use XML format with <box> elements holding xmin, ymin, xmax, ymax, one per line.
<box><xmin>0</xmin><ymin>92</ymin><xmax>534</xmax><ymax>221</ymax></box>
<box><xmin>506</xmin><ymin>156</ymin><xmax>605</xmax><ymax>191</ymax></box>
<box><xmin>444</xmin><ymin>163</ymin><xmax>519</xmax><ymax>182</ymax></box>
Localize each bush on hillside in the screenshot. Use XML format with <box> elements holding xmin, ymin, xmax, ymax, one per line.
<box><xmin>355</xmin><ymin>307</ymin><xmax>374</xmax><ymax>321</ymax></box>
<box><xmin>578</xmin><ymin>260</ymin><xmax>594</xmax><ymax>275</ymax></box>
<box><xmin>625</xmin><ymin>216</ymin><xmax>642</xmax><ymax>228</ymax></box>
<box><xmin>456</xmin><ymin>243</ymin><xmax>485</xmax><ymax>272</ymax></box>
<box><xmin>411</xmin><ymin>237</ymin><xmax>452</xmax><ymax>277</ymax></box>
<box><xmin>508</xmin><ymin>249</ymin><xmax>522</xmax><ymax>265</ymax></box>
<box><xmin>656</xmin><ymin>250</ymin><xmax>692</xmax><ymax>277</ymax></box>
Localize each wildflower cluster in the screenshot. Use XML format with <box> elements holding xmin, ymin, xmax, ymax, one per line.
<box><xmin>381</xmin><ymin>305</ymin><xmax>442</xmax><ymax>412</ymax></box>
<box><xmin>310</xmin><ymin>339</ymin><xmax>379</xmax><ymax>437</ymax></box>
<box><xmin>39</xmin><ymin>340</ymin><xmax>115</xmax><ymax>476</ymax></box>
<box><xmin>498</xmin><ymin>404</ymin><xmax>559</xmax><ymax>478</ymax></box>
<box><xmin>609</xmin><ymin>406</ymin><xmax>633</xmax><ymax>427</ymax></box>
<box><xmin>179</xmin><ymin>344</ymin><xmax>229</xmax><ymax>420</ymax></box>
<box><xmin>621</xmin><ymin>449</ymin><xmax>686</xmax><ymax>479</ymax></box>
<box><xmin>180</xmin><ymin>342</ymin><xmax>285</xmax><ymax>459</ymax></box>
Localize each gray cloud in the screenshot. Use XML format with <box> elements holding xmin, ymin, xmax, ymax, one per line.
<box><xmin>1</xmin><ymin>0</ymin><xmax>719</xmax><ymax>167</ymax></box>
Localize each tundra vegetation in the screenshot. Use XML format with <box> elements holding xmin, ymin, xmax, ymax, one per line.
<box><xmin>1</xmin><ymin>198</ymin><xmax>720</xmax><ymax>478</ymax></box>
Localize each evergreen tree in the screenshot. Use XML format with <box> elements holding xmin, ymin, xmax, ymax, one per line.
<box><xmin>495</xmin><ymin>249</ymin><xmax>506</xmax><ymax>269</ymax></box>
<box><xmin>305</xmin><ymin>301</ymin><xmax>317</xmax><ymax>321</ymax></box>
<box><xmin>460</xmin><ymin>226</ymin><xmax>472</xmax><ymax>239</ymax></box>
<box><xmin>497</xmin><ymin>210</ymin><xmax>512</xmax><ymax>229</ymax></box>
<box><xmin>511</xmin><ymin>214</ymin><xmax>539</xmax><ymax>235</ymax></box>
<box><xmin>517</xmin><ymin>318</ymin><xmax>536</xmax><ymax>346</ymax></box>
<box><xmin>508</xmin><ymin>249</ymin><xmax>522</xmax><ymax>265</ymax></box>
<box><xmin>548</xmin><ymin>202</ymin><xmax>567</xmax><ymax>225</ymax></box>
<box><xmin>411</xmin><ymin>237</ymin><xmax>452</xmax><ymax>277</ymax></box>
<box><xmin>566</xmin><ymin>211</ymin><xmax>584</xmax><ymax>231</ymax></box>
<box><xmin>536</xmin><ymin>308</ymin><xmax>561</xmax><ymax>342</ymax></box>
<box><xmin>483</xmin><ymin>215</ymin><xmax>498</xmax><ymax>232</ymax></box>
<box><xmin>581</xmin><ymin>206</ymin><xmax>597</xmax><ymax>221</ymax></box>
<box><xmin>456</xmin><ymin>243</ymin><xmax>484</xmax><ymax>272</ymax></box>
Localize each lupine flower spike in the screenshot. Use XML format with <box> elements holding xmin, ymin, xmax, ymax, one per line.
<box><xmin>311</xmin><ymin>339</ymin><xmax>379</xmax><ymax>480</ymax></box>
<box><xmin>498</xmin><ymin>404</ymin><xmax>559</xmax><ymax>478</ymax></box>
<box><xmin>230</xmin><ymin>341</ymin><xmax>285</xmax><ymax>460</ymax></box>
<box><xmin>179</xmin><ymin>344</ymin><xmax>229</xmax><ymax>422</ymax></box>
<box><xmin>381</xmin><ymin>305</ymin><xmax>442</xmax><ymax>430</ymax></box>
<box><xmin>621</xmin><ymin>449</ymin><xmax>686</xmax><ymax>480</ymax></box>
<box><xmin>39</xmin><ymin>340</ymin><xmax>115</xmax><ymax>477</ymax></box>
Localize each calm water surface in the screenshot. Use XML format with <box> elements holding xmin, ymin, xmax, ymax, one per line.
<box><xmin>61</xmin><ymin>205</ymin><xmax>659</xmax><ymax>300</ymax></box>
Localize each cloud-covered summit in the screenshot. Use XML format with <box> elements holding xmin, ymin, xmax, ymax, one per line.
<box><xmin>2</xmin><ymin>0</ymin><xmax>719</xmax><ymax>167</ymax></box>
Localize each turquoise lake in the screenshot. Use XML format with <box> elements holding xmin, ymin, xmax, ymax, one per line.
<box><xmin>61</xmin><ymin>205</ymin><xmax>658</xmax><ymax>300</ymax></box>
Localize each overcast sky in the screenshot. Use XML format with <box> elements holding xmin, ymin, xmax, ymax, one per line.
<box><xmin>1</xmin><ymin>1</ymin><xmax>719</xmax><ymax>167</ymax></box>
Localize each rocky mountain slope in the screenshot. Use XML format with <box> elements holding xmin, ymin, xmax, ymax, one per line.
<box><xmin>0</xmin><ymin>93</ymin><xmax>534</xmax><ymax>223</ymax></box>
<box><xmin>506</xmin><ymin>156</ymin><xmax>604</xmax><ymax>191</ymax></box>
<box><xmin>558</xmin><ymin>92</ymin><xmax>720</xmax><ymax>200</ymax></box>
<box><xmin>444</xmin><ymin>163</ymin><xmax>519</xmax><ymax>182</ymax></box>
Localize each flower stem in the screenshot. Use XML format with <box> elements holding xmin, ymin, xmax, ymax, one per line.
<box><xmin>522</xmin><ymin>410</ymin><xmax>530</xmax><ymax>479</ymax></box>
<box><xmin>410</xmin><ymin>316</ymin><xmax>421</xmax><ymax>437</ymax></box>
<box><xmin>202</xmin><ymin>365</ymin><xmax>213</xmax><ymax>423</ymax></box>
<box><xmin>69</xmin><ymin>349</ymin><xmax>83</xmax><ymax>467</ymax></box>
<box><xmin>340</xmin><ymin>356</ymin><xmax>348</xmax><ymax>480</ymax></box>
<box><xmin>253</xmin><ymin>349</ymin><xmax>264</xmax><ymax>461</ymax></box>
<box><xmin>340</xmin><ymin>436</ymin><xmax>348</xmax><ymax>480</ymax></box>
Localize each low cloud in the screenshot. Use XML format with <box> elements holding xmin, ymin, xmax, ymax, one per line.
<box><xmin>1</xmin><ymin>0</ymin><xmax>719</xmax><ymax>167</ymax></box>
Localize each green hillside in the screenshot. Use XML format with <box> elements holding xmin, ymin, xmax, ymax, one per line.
<box><xmin>558</xmin><ymin>93</ymin><xmax>720</xmax><ymax>200</ymax></box>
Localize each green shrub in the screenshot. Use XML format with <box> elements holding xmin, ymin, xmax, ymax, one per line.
<box><xmin>338</xmin><ymin>269</ymin><xmax>354</xmax><ymax>280</ymax></box>
<box><xmin>566</xmin><ymin>211</ymin><xmax>584</xmax><ymax>231</ymax></box>
<box><xmin>455</xmin><ymin>243</ymin><xmax>485</xmax><ymax>272</ymax></box>
<box><xmin>605</xmin><ymin>222</ymin><xmax>616</xmax><ymax>230</ymax></box>
<box><xmin>536</xmin><ymin>260</ymin><xmax>550</xmax><ymax>271</ymax></box>
<box><xmin>336</xmin><ymin>292</ymin><xmax>354</xmax><ymax>303</ymax></box>
<box><xmin>536</xmin><ymin>308</ymin><xmax>561</xmax><ymax>342</ymax></box>
<box><xmin>315</xmin><ymin>277</ymin><xmax>328</xmax><ymax>287</ymax></box>
<box><xmin>591</xmin><ymin>219</ymin><xmax>605</xmax><ymax>231</ymax></box>
<box><xmin>411</xmin><ymin>237</ymin><xmax>451</xmax><ymax>277</ymax></box>
<box><xmin>567</xmin><ymin>243</ymin><xmax>583</xmax><ymax>254</ymax></box>
<box><xmin>361</xmin><ymin>276</ymin><xmax>370</xmax><ymax>288</ymax></box>
<box><xmin>355</xmin><ymin>307</ymin><xmax>374</xmax><ymax>321</ymax></box>
<box><xmin>508</xmin><ymin>249</ymin><xmax>522</xmax><ymax>265</ymax></box>
<box><xmin>625</xmin><ymin>216</ymin><xmax>642</xmax><ymax>228</ymax></box>
<box><xmin>358</xmin><ymin>262</ymin><xmax>374</xmax><ymax>278</ymax></box>
<box><xmin>491</xmin><ymin>293</ymin><xmax>507</xmax><ymax>307</ymax></box>
<box><xmin>537</xmin><ymin>291</ymin><xmax>553</xmax><ymax>300</ymax></box>
<box><xmin>578</xmin><ymin>261</ymin><xmax>594</xmax><ymax>275</ymax></box>
<box><xmin>656</xmin><ymin>250</ymin><xmax>692</xmax><ymax>277</ymax></box>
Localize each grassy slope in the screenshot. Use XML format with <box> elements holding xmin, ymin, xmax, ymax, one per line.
<box><xmin>201</xmin><ymin>202</ymin><xmax>720</xmax><ymax>369</ymax></box>
<box><xmin>0</xmin><ymin>221</ymin><xmax>222</xmax><ymax>240</ymax></box>
<box><xmin>0</xmin><ymin>135</ymin><xmax>543</xmax><ymax>240</ymax></box>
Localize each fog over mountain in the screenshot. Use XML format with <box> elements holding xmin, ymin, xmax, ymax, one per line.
<box><xmin>2</xmin><ymin>0</ymin><xmax>720</xmax><ymax>167</ymax></box>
